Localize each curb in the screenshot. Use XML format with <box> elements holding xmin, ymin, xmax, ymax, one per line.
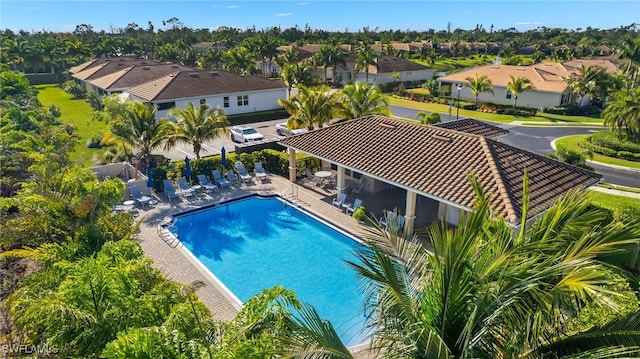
<box><xmin>550</xmin><ymin>139</ymin><xmax>640</xmax><ymax>174</ymax></box>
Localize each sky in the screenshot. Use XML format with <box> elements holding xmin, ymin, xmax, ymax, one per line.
<box><xmin>1</xmin><ymin>0</ymin><xmax>638</xmax><ymax>34</ymax></box>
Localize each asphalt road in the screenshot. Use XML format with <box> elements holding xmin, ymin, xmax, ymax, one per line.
<box><xmin>160</xmin><ymin>105</ymin><xmax>639</xmax><ymax>188</ymax></box>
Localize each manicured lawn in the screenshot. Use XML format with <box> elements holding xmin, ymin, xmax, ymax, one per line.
<box><xmin>36</xmin><ymin>84</ymin><xmax>108</xmax><ymax>167</ymax></box>
<box><xmin>554</xmin><ymin>134</ymin><xmax>640</xmax><ymax>169</ymax></box>
<box><xmin>386</xmin><ymin>96</ymin><xmax>604</xmax><ymax>125</ymax></box>
<box><xmin>588</xmin><ymin>190</ymin><xmax>640</xmax><ymax>214</ymax></box>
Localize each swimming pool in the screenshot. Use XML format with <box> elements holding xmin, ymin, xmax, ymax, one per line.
<box><xmin>172</xmin><ymin>195</ymin><xmax>368</xmax><ymax>346</ymax></box>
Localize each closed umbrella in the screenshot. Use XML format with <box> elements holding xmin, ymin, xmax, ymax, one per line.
<box><xmin>146</xmin><ymin>165</ymin><xmax>154</xmax><ymax>196</ymax></box>
<box><xmin>221</xmin><ymin>147</ymin><xmax>227</xmax><ymax>167</ymax></box>
<box><xmin>185</xmin><ymin>156</ymin><xmax>192</xmax><ymax>183</ymax></box>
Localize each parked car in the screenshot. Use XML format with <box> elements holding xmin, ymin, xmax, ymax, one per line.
<box><xmin>230</xmin><ymin>126</ymin><xmax>264</xmax><ymax>142</ymax></box>
<box><xmin>275</xmin><ymin>123</ymin><xmax>309</xmax><ymax>136</ymax></box>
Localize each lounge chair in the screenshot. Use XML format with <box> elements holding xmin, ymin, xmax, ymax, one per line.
<box><xmin>128</xmin><ymin>186</ymin><xmax>151</xmax><ymax>208</ymax></box>
<box><xmin>163</xmin><ymin>179</ymin><xmax>179</xmax><ymax>201</ymax></box>
<box><xmin>197</xmin><ymin>174</ymin><xmax>219</xmax><ymax>194</ymax></box>
<box><xmin>351</xmin><ymin>177</ymin><xmax>365</xmax><ymax>194</ymax></box>
<box><xmin>379</xmin><ymin>211</ymin><xmax>397</xmax><ymax>228</ymax></box>
<box><xmin>332</xmin><ymin>193</ymin><xmax>347</xmax><ymax>209</ymax></box>
<box><xmin>254</xmin><ymin>162</ymin><xmax>268</xmax><ymax>182</ymax></box>
<box><xmin>235</xmin><ymin>161</ymin><xmax>253</xmax><ymax>183</ymax></box>
<box><xmin>344</xmin><ymin>198</ymin><xmax>363</xmax><ymax>216</ymax></box>
<box><xmin>227</xmin><ymin>171</ymin><xmax>239</xmax><ymax>184</ymax></box>
<box><xmin>211</xmin><ymin>170</ymin><xmax>231</xmax><ymax>189</ymax></box>
<box><xmin>177</xmin><ymin>176</ymin><xmax>196</xmax><ymax>198</ymax></box>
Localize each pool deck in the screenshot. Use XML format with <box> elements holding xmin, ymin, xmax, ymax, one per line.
<box><xmin>136</xmin><ymin>174</ymin><xmax>376</xmax><ymax>357</ymax></box>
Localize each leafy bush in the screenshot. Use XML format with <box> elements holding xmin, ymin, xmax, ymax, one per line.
<box><xmin>589</xmin><ymin>131</ymin><xmax>640</xmax><ymax>153</ymax></box>
<box><xmin>421</xmin><ymin>112</ymin><xmax>441</xmax><ymax>125</ymax></box>
<box><xmin>62</xmin><ymin>80</ymin><xmax>86</xmax><ymax>98</ymax></box>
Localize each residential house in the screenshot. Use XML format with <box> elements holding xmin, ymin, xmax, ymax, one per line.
<box><xmin>86</xmin><ymin>63</ymin><xmax>193</xmax><ymax>95</ymax></box>
<box><xmin>121</xmin><ymin>69</ymin><xmax>288</xmax><ymax>117</ymax></box>
<box><xmin>279</xmin><ymin>115</ymin><xmax>601</xmax><ymax>235</ymax></box>
<box><xmin>69</xmin><ymin>57</ymin><xmax>160</xmax><ymax>91</ymax></box>
<box><xmin>191</xmin><ymin>41</ymin><xmax>228</xmax><ymax>53</ymax></box>
<box><xmin>438</xmin><ymin>58</ymin><xmax>619</xmax><ymax>109</ymax></box>
<box><xmin>351</xmin><ymin>55</ymin><xmax>434</xmax><ymax>85</ymax></box>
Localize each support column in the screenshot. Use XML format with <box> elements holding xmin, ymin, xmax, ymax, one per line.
<box><xmin>336</xmin><ymin>166</ymin><xmax>346</xmax><ymax>196</ymax></box>
<box><xmin>404</xmin><ymin>190</ymin><xmax>417</xmax><ymax>237</ymax></box>
<box><xmin>288</xmin><ymin>149</ymin><xmax>297</xmax><ymax>183</ymax></box>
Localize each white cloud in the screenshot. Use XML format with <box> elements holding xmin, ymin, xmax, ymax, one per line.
<box><xmin>226</xmin><ymin>5</ymin><xmax>241</xmax><ymax>9</ymax></box>
<box><xmin>515</xmin><ymin>21</ymin><xmax>542</xmax><ymax>26</ymax></box>
<box><xmin>298</xmin><ymin>2</ymin><xmax>310</xmax><ymax>5</ymax></box>
<box><xmin>277</xmin><ymin>13</ymin><xmax>293</xmax><ymax>17</ymax></box>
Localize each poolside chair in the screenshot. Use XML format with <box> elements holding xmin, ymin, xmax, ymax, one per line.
<box><xmin>344</xmin><ymin>198</ymin><xmax>363</xmax><ymax>216</ymax></box>
<box><xmin>306</xmin><ymin>168</ymin><xmax>322</xmax><ymax>186</ymax></box>
<box><xmin>351</xmin><ymin>177</ymin><xmax>365</xmax><ymax>194</ymax></box>
<box><xmin>197</xmin><ymin>174</ymin><xmax>219</xmax><ymax>194</ymax></box>
<box><xmin>235</xmin><ymin>161</ymin><xmax>253</xmax><ymax>183</ymax></box>
<box><xmin>211</xmin><ymin>169</ymin><xmax>231</xmax><ymax>189</ymax></box>
<box><xmin>163</xmin><ymin>179</ymin><xmax>180</xmax><ymax>201</ymax></box>
<box><xmin>254</xmin><ymin>162</ymin><xmax>268</xmax><ymax>182</ymax></box>
<box><xmin>332</xmin><ymin>193</ymin><xmax>347</xmax><ymax>209</ymax></box>
<box><xmin>177</xmin><ymin>176</ymin><xmax>196</xmax><ymax>198</ymax></box>
<box><xmin>128</xmin><ymin>186</ymin><xmax>151</xmax><ymax>208</ymax></box>
<box><xmin>227</xmin><ymin>171</ymin><xmax>239</xmax><ymax>184</ymax></box>
<box><xmin>379</xmin><ymin>210</ymin><xmax>397</xmax><ymax>229</ymax></box>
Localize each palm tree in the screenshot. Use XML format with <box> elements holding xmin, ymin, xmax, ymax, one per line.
<box><xmin>316</xmin><ymin>45</ymin><xmax>347</xmax><ymax>84</ymax></box>
<box><xmin>281</xmin><ymin>63</ymin><xmax>312</xmax><ymax>98</ymax></box>
<box><xmin>603</xmin><ymin>86</ymin><xmax>640</xmax><ymax>141</ymax></box>
<box><xmin>278</xmin><ymin>85</ymin><xmax>339</xmax><ymax>130</ymax></box>
<box><xmin>343</xmin><ymin>176</ymin><xmax>640</xmax><ymax>358</ymax></box>
<box><xmin>337</xmin><ymin>82</ymin><xmax>390</xmax><ymax>120</ymax></box>
<box><xmin>616</xmin><ymin>35</ymin><xmax>640</xmax><ymax>86</ymax></box>
<box><xmin>564</xmin><ymin>64</ymin><xmax>606</xmax><ymax>107</ymax></box>
<box><xmin>167</xmin><ymin>102</ymin><xmax>229</xmax><ymax>159</ymax></box>
<box><xmin>101</xmin><ymin>101</ymin><xmax>176</xmax><ymax>169</ymax></box>
<box><xmin>465</xmin><ymin>73</ymin><xmax>494</xmax><ymax>108</ymax></box>
<box><xmin>355</xmin><ymin>47</ymin><xmax>377</xmax><ymax>83</ymax></box>
<box><xmin>506</xmin><ymin>75</ymin><xmax>535</xmax><ymax>108</ymax></box>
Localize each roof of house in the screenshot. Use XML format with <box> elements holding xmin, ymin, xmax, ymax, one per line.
<box><xmin>439</xmin><ymin>58</ymin><xmax>619</xmax><ymax>93</ymax></box>
<box><xmin>89</xmin><ymin>63</ymin><xmax>194</xmax><ymax>91</ymax></box>
<box><xmin>371</xmin><ymin>56</ymin><xmax>432</xmax><ymax>73</ymax></box>
<box><xmin>279</xmin><ymin>115</ymin><xmax>601</xmax><ymax>223</ymax></box>
<box><xmin>434</xmin><ymin>118</ymin><xmax>509</xmax><ymax>138</ymax></box>
<box><xmin>124</xmin><ymin>69</ymin><xmax>287</xmax><ymax>102</ymax></box>
<box><xmin>71</xmin><ymin>57</ymin><xmax>160</xmax><ymax>81</ymax></box>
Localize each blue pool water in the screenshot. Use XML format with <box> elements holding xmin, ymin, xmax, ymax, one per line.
<box><xmin>173</xmin><ymin>196</ymin><xmax>368</xmax><ymax>346</ymax></box>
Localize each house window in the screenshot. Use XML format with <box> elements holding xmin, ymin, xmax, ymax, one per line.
<box><xmin>200</xmin><ymin>99</ymin><xmax>206</xmax><ymax>105</ymax></box>
<box><xmin>506</xmin><ymin>91</ymin><xmax>512</xmax><ymax>100</ymax></box>
<box><xmin>237</xmin><ymin>95</ymin><xmax>249</xmax><ymax>106</ymax></box>
<box><xmin>560</xmin><ymin>92</ymin><xmax>570</xmax><ymax>105</ymax></box>
<box><xmin>157</xmin><ymin>102</ymin><xmax>175</xmax><ymax>110</ymax></box>
<box><xmin>223</xmin><ymin>97</ymin><xmax>229</xmax><ymax>108</ymax></box>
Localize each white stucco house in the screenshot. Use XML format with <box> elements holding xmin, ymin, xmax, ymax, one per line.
<box><xmin>438</xmin><ymin>59</ymin><xmax>619</xmax><ymax>109</ymax></box>
<box><xmin>120</xmin><ymin>69</ymin><xmax>288</xmax><ymax>117</ymax></box>
<box><xmin>352</xmin><ymin>56</ymin><xmax>434</xmax><ymax>85</ymax></box>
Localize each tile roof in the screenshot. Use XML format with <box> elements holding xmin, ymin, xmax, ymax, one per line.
<box><xmin>89</xmin><ymin>63</ymin><xmax>193</xmax><ymax>91</ymax></box>
<box><xmin>439</xmin><ymin>58</ymin><xmax>620</xmax><ymax>94</ymax></box>
<box><xmin>373</xmin><ymin>56</ymin><xmax>432</xmax><ymax>73</ymax></box>
<box><xmin>434</xmin><ymin>118</ymin><xmax>509</xmax><ymax>138</ymax></box>
<box><xmin>279</xmin><ymin>116</ymin><xmax>601</xmax><ymax>224</ymax></box>
<box><xmin>71</xmin><ymin>57</ymin><xmax>160</xmax><ymax>81</ymax></box>
<box><xmin>125</xmin><ymin>69</ymin><xmax>287</xmax><ymax>101</ymax></box>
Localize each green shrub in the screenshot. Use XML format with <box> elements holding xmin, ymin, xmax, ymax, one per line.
<box><xmin>589</xmin><ymin>131</ymin><xmax>640</xmax><ymax>153</ymax></box>
<box><xmin>352</xmin><ymin>206</ymin><xmax>369</xmax><ymax>222</ymax></box>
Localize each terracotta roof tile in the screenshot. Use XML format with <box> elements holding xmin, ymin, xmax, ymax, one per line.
<box><xmin>280</xmin><ymin>116</ymin><xmax>601</xmax><ymax>223</ymax></box>
<box><xmin>89</xmin><ymin>63</ymin><xmax>193</xmax><ymax>91</ymax></box>
<box><xmin>125</xmin><ymin>70</ymin><xmax>287</xmax><ymax>102</ymax></box>
<box><xmin>434</xmin><ymin>118</ymin><xmax>509</xmax><ymax>138</ymax></box>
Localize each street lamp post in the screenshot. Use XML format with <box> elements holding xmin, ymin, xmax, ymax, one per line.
<box><xmin>456</xmin><ymin>84</ymin><xmax>462</xmax><ymax>120</ymax></box>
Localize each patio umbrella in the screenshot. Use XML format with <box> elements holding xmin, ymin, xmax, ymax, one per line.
<box><xmin>146</xmin><ymin>165</ymin><xmax>154</xmax><ymax>188</ymax></box>
<box><xmin>185</xmin><ymin>156</ymin><xmax>192</xmax><ymax>183</ymax></box>
<box><xmin>221</xmin><ymin>147</ymin><xmax>227</xmax><ymax>167</ymax></box>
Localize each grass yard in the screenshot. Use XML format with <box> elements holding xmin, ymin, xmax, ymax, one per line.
<box><xmin>588</xmin><ymin>190</ymin><xmax>640</xmax><ymax>214</ymax></box>
<box><xmin>554</xmin><ymin>134</ymin><xmax>640</xmax><ymax>169</ymax></box>
<box><xmin>36</xmin><ymin>84</ymin><xmax>108</xmax><ymax>167</ymax></box>
<box><xmin>386</xmin><ymin>96</ymin><xmax>604</xmax><ymax>125</ymax></box>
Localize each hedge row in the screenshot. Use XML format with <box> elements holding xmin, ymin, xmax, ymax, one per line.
<box><xmin>580</xmin><ymin>141</ymin><xmax>640</xmax><ymax>162</ymax></box>
<box><xmin>152</xmin><ymin>149</ymin><xmax>321</xmax><ymax>191</ymax></box>
<box><xmin>539</xmin><ymin>104</ymin><xmax>601</xmax><ymax>116</ymax></box>
<box><xmin>394</xmin><ymin>92</ymin><xmax>537</xmax><ymax>116</ymax></box>
<box><xmin>588</xmin><ymin>131</ymin><xmax>640</xmax><ymax>153</ymax></box>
